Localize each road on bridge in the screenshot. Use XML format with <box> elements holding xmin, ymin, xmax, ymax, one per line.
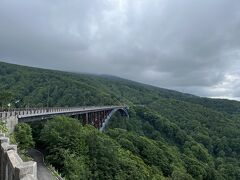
<box><xmin>28</xmin><ymin>149</ymin><xmax>56</xmax><ymax>180</ymax></box>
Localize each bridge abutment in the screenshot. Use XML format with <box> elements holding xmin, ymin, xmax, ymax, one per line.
<box><xmin>4</xmin><ymin>116</ymin><xmax>18</xmax><ymax>134</ymax></box>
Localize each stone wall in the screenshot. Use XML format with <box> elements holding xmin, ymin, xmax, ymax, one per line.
<box><xmin>0</xmin><ymin>133</ymin><xmax>37</xmax><ymax>180</ymax></box>
<box><xmin>5</xmin><ymin>117</ymin><xmax>18</xmax><ymax>134</ymax></box>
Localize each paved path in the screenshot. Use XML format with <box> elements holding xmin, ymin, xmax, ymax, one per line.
<box><xmin>28</xmin><ymin>149</ymin><xmax>56</xmax><ymax>180</ymax></box>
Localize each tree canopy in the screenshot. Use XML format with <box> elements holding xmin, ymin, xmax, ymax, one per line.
<box><xmin>1</xmin><ymin>61</ymin><xmax>240</xmax><ymax>179</ymax></box>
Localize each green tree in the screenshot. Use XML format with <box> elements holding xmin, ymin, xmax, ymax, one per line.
<box><xmin>0</xmin><ymin>122</ymin><xmax>8</xmax><ymax>133</ymax></box>
<box><xmin>0</xmin><ymin>91</ymin><xmax>12</xmax><ymax>109</ymax></box>
<box><xmin>14</xmin><ymin>123</ymin><xmax>35</xmax><ymax>150</ymax></box>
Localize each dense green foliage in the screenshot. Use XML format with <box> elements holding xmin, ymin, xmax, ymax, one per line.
<box><xmin>38</xmin><ymin>116</ymin><xmax>163</xmax><ymax>179</ymax></box>
<box><xmin>0</xmin><ymin>122</ymin><xmax>8</xmax><ymax>133</ymax></box>
<box><xmin>14</xmin><ymin>123</ymin><xmax>35</xmax><ymax>150</ymax></box>
<box><xmin>1</xmin><ymin>61</ymin><xmax>240</xmax><ymax>179</ymax></box>
<box><xmin>0</xmin><ymin>91</ymin><xmax>12</xmax><ymax>109</ymax></box>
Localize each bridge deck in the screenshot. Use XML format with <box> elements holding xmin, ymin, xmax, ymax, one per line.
<box><xmin>0</xmin><ymin>106</ymin><xmax>126</xmax><ymax>119</ymax></box>
<box><xmin>0</xmin><ymin>105</ymin><xmax>128</xmax><ymax>133</ymax></box>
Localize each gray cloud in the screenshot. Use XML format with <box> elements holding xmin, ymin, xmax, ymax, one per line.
<box><xmin>0</xmin><ymin>0</ymin><xmax>240</xmax><ymax>100</ymax></box>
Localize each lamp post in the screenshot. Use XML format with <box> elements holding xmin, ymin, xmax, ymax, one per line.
<box><xmin>7</xmin><ymin>103</ymin><xmax>11</xmax><ymax>111</ymax></box>
<box><xmin>15</xmin><ymin>99</ymin><xmax>20</xmax><ymax>108</ymax></box>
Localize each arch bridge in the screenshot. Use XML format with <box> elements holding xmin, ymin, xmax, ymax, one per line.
<box><xmin>0</xmin><ymin>106</ymin><xmax>129</xmax><ymax>133</ymax></box>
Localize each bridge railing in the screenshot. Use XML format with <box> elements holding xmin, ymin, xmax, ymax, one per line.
<box><xmin>0</xmin><ymin>105</ymin><xmax>127</xmax><ymax>119</ymax></box>
<box><xmin>0</xmin><ymin>107</ymin><xmax>81</xmax><ymax>119</ymax></box>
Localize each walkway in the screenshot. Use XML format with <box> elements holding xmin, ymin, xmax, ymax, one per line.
<box><xmin>28</xmin><ymin>149</ymin><xmax>56</xmax><ymax>180</ymax></box>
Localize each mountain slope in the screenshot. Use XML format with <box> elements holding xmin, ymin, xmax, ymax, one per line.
<box><xmin>1</xmin><ymin>61</ymin><xmax>240</xmax><ymax>179</ymax></box>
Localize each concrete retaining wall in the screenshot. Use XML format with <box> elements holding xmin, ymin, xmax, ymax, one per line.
<box><xmin>0</xmin><ymin>133</ymin><xmax>37</xmax><ymax>180</ymax></box>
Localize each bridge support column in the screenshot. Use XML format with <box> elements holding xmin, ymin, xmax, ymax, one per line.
<box><xmin>89</xmin><ymin>113</ymin><xmax>92</xmax><ymax>125</ymax></box>
<box><xmin>96</xmin><ymin>112</ymin><xmax>100</xmax><ymax>129</ymax></box>
<box><xmin>100</xmin><ymin>111</ymin><xmax>104</xmax><ymax>127</ymax></box>
<box><xmin>86</xmin><ymin>113</ymin><xmax>88</xmax><ymax>124</ymax></box>
<box><xmin>93</xmin><ymin>112</ymin><xmax>96</xmax><ymax>128</ymax></box>
<box><xmin>92</xmin><ymin>113</ymin><xmax>95</xmax><ymax>125</ymax></box>
<box><xmin>83</xmin><ymin>113</ymin><xmax>88</xmax><ymax>125</ymax></box>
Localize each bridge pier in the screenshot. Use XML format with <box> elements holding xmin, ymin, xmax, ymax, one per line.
<box><xmin>82</xmin><ymin>113</ymin><xmax>88</xmax><ymax>125</ymax></box>
<box><xmin>94</xmin><ymin>112</ymin><xmax>98</xmax><ymax>128</ymax></box>
<box><xmin>88</xmin><ymin>113</ymin><xmax>92</xmax><ymax>125</ymax></box>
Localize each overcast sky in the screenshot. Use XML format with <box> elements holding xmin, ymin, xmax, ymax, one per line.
<box><xmin>0</xmin><ymin>0</ymin><xmax>240</xmax><ymax>100</ymax></box>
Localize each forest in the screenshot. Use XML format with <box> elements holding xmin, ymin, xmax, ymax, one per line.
<box><xmin>0</xmin><ymin>61</ymin><xmax>240</xmax><ymax>179</ymax></box>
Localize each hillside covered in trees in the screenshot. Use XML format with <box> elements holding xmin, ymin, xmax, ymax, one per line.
<box><xmin>1</xmin><ymin>61</ymin><xmax>240</xmax><ymax>179</ymax></box>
